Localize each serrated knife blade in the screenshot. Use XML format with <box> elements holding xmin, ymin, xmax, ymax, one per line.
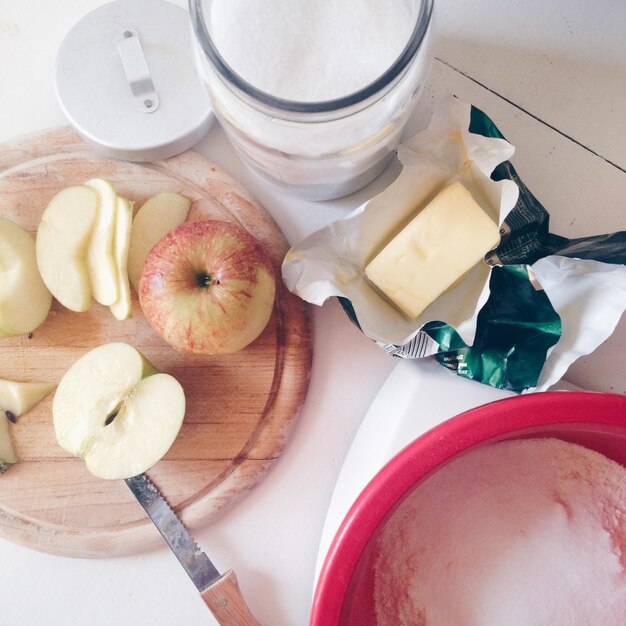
<box><xmin>126</xmin><ymin>474</ymin><xmax>260</xmax><ymax>626</ymax></box>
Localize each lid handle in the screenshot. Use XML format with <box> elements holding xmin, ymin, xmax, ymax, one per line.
<box><xmin>116</xmin><ymin>27</ymin><xmax>159</xmax><ymax>113</ymax></box>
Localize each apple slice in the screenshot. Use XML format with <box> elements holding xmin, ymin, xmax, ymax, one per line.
<box><xmin>0</xmin><ymin>378</ymin><xmax>55</xmax><ymax>472</ymax></box>
<box><xmin>109</xmin><ymin>197</ymin><xmax>134</xmax><ymax>321</ymax></box>
<box><xmin>0</xmin><ymin>379</ymin><xmax>56</xmax><ymax>419</ymax></box>
<box><xmin>36</xmin><ymin>185</ymin><xmax>98</xmax><ymax>312</ymax></box>
<box><xmin>85</xmin><ymin>178</ymin><xmax>119</xmax><ymax>306</ymax></box>
<box><xmin>0</xmin><ymin>217</ymin><xmax>52</xmax><ymax>337</ymax></box>
<box><xmin>0</xmin><ymin>413</ymin><xmax>16</xmax><ymax>473</ymax></box>
<box><xmin>53</xmin><ymin>342</ymin><xmax>185</xmax><ymax>479</ymax></box>
<box><xmin>127</xmin><ymin>192</ymin><xmax>191</xmax><ymax>292</ymax></box>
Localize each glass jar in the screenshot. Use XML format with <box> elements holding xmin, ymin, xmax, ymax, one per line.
<box><xmin>189</xmin><ymin>0</ymin><xmax>435</xmax><ymax>200</ymax></box>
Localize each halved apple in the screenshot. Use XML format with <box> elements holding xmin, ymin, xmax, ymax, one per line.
<box><xmin>53</xmin><ymin>343</ymin><xmax>185</xmax><ymax>479</ymax></box>
<box><xmin>0</xmin><ymin>414</ymin><xmax>16</xmax><ymax>473</ymax></box>
<box><xmin>36</xmin><ymin>185</ymin><xmax>98</xmax><ymax>312</ymax></box>
<box><xmin>0</xmin><ymin>378</ymin><xmax>56</xmax><ymax>418</ymax></box>
<box><xmin>0</xmin><ymin>217</ymin><xmax>52</xmax><ymax>337</ymax></box>
<box><xmin>127</xmin><ymin>192</ymin><xmax>191</xmax><ymax>292</ymax></box>
<box><xmin>85</xmin><ymin>178</ymin><xmax>119</xmax><ymax>306</ymax></box>
<box><xmin>109</xmin><ymin>197</ymin><xmax>134</xmax><ymax>321</ymax></box>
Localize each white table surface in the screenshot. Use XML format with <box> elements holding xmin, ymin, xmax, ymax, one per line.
<box><xmin>1</xmin><ymin>1</ymin><xmax>624</xmax><ymax>625</ymax></box>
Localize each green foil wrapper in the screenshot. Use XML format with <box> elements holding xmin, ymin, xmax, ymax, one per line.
<box><xmin>342</xmin><ymin>105</ymin><xmax>625</xmax><ymax>392</ymax></box>
<box><xmin>286</xmin><ymin>100</ymin><xmax>625</xmax><ymax>393</ymax></box>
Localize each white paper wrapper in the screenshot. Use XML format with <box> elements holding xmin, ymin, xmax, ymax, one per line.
<box><xmin>282</xmin><ymin>97</ymin><xmax>626</xmax><ymax>392</ymax></box>
<box><xmin>282</xmin><ymin>97</ymin><xmax>519</xmax><ymax>346</ymax></box>
<box><xmin>532</xmin><ymin>256</ymin><xmax>626</xmax><ymax>390</ymax></box>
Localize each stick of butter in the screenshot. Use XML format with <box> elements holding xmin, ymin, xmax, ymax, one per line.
<box><xmin>365</xmin><ymin>182</ymin><xmax>500</xmax><ymax>319</ymax></box>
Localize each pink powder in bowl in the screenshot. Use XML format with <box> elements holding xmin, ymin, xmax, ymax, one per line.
<box><xmin>374</xmin><ymin>438</ymin><xmax>626</xmax><ymax>625</ymax></box>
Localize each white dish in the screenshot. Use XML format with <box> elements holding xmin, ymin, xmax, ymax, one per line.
<box><xmin>314</xmin><ymin>358</ymin><xmax>581</xmax><ymax>582</ymax></box>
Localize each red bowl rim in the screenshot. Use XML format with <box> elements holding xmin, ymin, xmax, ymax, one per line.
<box><xmin>310</xmin><ymin>391</ymin><xmax>626</xmax><ymax>626</ymax></box>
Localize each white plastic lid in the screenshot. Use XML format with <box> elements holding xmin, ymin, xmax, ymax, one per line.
<box><xmin>55</xmin><ymin>0</ymin><xmax>213</xmax><ymax>161</ymax></box>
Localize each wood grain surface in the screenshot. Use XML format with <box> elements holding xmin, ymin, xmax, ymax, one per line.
<box><xmin>0</xmin><ymin>127</ymin><xmax>312</xmax><ymax>557</ymax></box>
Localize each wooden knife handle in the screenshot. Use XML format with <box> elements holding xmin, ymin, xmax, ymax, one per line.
<box><xmin>201</xmin><ymin>569</ymin><xmax>261</xmax><ymax>626</ymax></box>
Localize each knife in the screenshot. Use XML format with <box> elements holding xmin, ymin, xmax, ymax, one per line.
<box><xmin>126</xmin><ymin>474</ymin><xmax>261</xmax><ymax>626</ymax></box>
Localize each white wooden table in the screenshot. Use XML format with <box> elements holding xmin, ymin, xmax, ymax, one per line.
<box><xmin>0</xmin><ymin>1</ymin><xmax>624</xmax><ymax>624</ymax></box>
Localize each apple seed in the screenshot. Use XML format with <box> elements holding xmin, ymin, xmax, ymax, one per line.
<box><xmin>5</xmin><ymin>410</ymin><xmax>16</xmax><ymax>424</ymax></box>
<box><xmin>104</xmin><ymin>410</ymin><xmax>119</xmax><ymax>426</ymax></box>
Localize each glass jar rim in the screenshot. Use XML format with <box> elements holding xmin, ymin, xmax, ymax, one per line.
<box><xmin>189</xmin><ymin>0</ymin><xmax>434</xmax><ymax>114</ymax></box>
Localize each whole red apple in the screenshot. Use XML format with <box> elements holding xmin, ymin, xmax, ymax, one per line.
<box><xmin>139</xmin><ymin>220</ymin><xmax>276</xmax><ymax>354</ymax></box>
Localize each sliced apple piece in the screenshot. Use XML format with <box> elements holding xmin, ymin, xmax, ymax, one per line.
<box><xmin>110</xmin><ymin>197</ymin><xmax>134</xmax><ymax>321</ymax></box>
<box><xmin>0</xmin><ymin>377</ymin><xmax>55</xmax><ymax>473</ymax></box>
<box><xmin>53</xmin><ymin>342</ymin><xmax>185</xmax><ymax>479</ymax></box>
<box><xmin>36</xmin><ymin>185</ymin><xmax>98</xmax><ymax>312</ymax></box>
<box><xmin>0</xmin><ymin>217</ymin><xmax>52</xmax><ymax>337</ymax></box>
<box><xmin>127</xmin><ymin>192</ymin><xmax>191</xmax><ymax>292</ymax></box>
<box><xmin>0</xmin><ymin>413</ymin><xmax>17</xmax><ymax>473</ymax></box>
<box><xmin>0</xmin><ymin>379</ymin><xmax>56</xmax><ymax>419</ymax></box>
<box><xmin>85</xmin><ymin>178</ymin><xmax>119</xmax><ymax>306</ymax></box>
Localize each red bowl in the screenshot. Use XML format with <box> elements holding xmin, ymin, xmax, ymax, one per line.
<box><xmin>310</xmin><ymin>391</ymin><xmax>626</xmax><ymax>626</ymax></box>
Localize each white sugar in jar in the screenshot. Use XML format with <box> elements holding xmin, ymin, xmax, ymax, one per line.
<box><xmin>190</xmin><ymin>0</ymin><xmax>435</xmax><ymax>200</ymax></box>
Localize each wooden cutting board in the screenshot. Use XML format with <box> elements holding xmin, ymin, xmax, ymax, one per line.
<box><xmin>0</xmin><ymin>127</ymin><xmax>312</xmax><ymax>557</ymax></box>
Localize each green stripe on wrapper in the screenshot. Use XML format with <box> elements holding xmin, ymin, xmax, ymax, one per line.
<box><xmin>423</xmin><ymin>265</ymin><xmax>562</xmax><ymax>392</ymax></box>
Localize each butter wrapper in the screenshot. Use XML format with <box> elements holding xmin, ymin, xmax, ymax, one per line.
<box><xmin>282</xmin><ymin>97</ymin><xmax>519</xmax><ymax>347</ymax></box>
<box><xmin>282</xmin><ymin>98</ymin><xmax>626</xmax><ymax>392</ymax></box>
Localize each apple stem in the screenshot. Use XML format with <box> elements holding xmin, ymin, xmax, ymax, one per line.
<box><xmin>196</xmin><ymin>272</ymin><xmax>220</xmax><ymax>288</ymax></box>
